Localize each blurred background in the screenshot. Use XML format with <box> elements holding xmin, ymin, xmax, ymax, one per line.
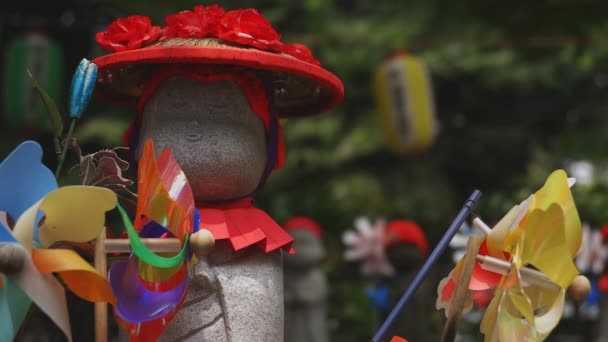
<box><xmin>2</xmin><ymin>0</ymin><xmax>608</xmax><ymax>341</ymax></box>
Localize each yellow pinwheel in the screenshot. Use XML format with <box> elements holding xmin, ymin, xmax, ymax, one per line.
<box><xmin>437</xmin><ymin>169</ymin><xmax>583</xmax><ymax>341</ymax></box>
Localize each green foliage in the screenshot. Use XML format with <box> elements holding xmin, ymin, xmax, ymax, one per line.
<box><xmin>26</xmin><ymin>70</ymin><xmax>64</xmax><ymax>138</ymax></box>
<box><xmin>4</xmin><ymin>0</ymin><xmax>608</xmax><ymax>339</ymax></box>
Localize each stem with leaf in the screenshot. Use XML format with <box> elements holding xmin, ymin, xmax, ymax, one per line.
<box><xmin>27</xmin><ymin>70</ymin><xmax>64</xmax><ymax>160</ymax></box>
<box><xmin>55</xmin><ymin>118</ymin><xmax>77</xmax><ymax>178</ymax></box>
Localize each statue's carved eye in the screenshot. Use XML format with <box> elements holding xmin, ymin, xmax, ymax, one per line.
<box><xmin>187</xmin><ymin>120</ymin><xmax>200</xmax><ymax>129</ymax></box>
<box><xmin>206</xmin><ymin>102</ymin><xmax>226</xmax><ymax>111</ymax></box>
<box><xmin>172</xmin><ymin>99</ymin><xmax>189</xmax><ymax>110</ymax></box>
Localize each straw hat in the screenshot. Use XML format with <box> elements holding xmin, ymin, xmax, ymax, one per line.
<box><xmin>92</xmin><ymin>5</ymin><xmax>344</xmax><ymax>117</ymax></box>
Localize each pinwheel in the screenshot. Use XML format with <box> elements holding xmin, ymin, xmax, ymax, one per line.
<box><xmin>436</xmin><ymin>170</ymin><xmax>586</xmax><ymax>341</ymax></box>
<box><xmin>108</xmin><ymin>139</ymin><xmax>213</xmax><ymax>341</ymax></box>
<box><xmin>342</xmin><ymin>217</ymin><xmax>394</xmax><ymax>277</ymax></box>
<box><xmin>0</xmin><ymin>141</ymin><xmax>117</xmax><ymax>342</ymax></box>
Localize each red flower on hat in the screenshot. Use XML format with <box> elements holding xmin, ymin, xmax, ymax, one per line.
<box><xmin>163</xmin><ymin>5</ymin><xmax>226</xmax><ymax>39</ymax></box>
<box><xmin>218</xmin><ymin>9</ymin><xmax>282</xmax><ymax>52</ymax></box>
<box><xmin>96</xmin><ymin>15</ymin><xmax>161</xmax><ymax>52</ymax></box>
<box><xmin>163</xmin><ymin>10</ymin><xmax>205</xmax><ymax>39</ymax></box>
<box><xmin>194</xmin><ymin>4</ymin><xmax>225</xmax><ymax>35</ymax></box>
<box><xmin>282</xmin><ymin>43</ymin><xmax>321</xmax><ymax>66</ymax></box>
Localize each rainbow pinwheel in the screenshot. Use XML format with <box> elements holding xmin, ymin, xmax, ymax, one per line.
<box><xmin>109</xmin><ymin>139</ymin><xmax>195</xmax><ymax>341</ymax></box>
<box><xmin>0</xmin><ymin>141</ymin><xmax>117</xmax><ymax>342</ymax></box>
<box><xmin>436</xmin><ymin>170</ymin><xmax>582</xmax><ymax>341</ymax></box>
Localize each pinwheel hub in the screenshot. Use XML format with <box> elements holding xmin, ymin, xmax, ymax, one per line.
<box><xmin>0</xmin><ymin>244</ymin><xmax>26</xmax><ymax>274</ymax></box>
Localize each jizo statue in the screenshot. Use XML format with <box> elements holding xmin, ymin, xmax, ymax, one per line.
<box><xmin>283</xmin><ymin>217</ymin><xmax>329</xmax><ymax>342</ymax></box>
<box><xmin>92</xmin><ymin>4</ymin><xmax>343</xmax><ymax>342</ymax></box>
<box><xmin>382</xmin><ymin>220</ymin><xmax>439</xmax><ymax>341</ymax></box>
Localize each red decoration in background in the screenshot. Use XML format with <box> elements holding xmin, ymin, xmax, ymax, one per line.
<box><xmin>391</xmin><ymin>337</ymin><xmax>409</xmax><ymax>342</ymax></box>
<box><xmin>96</xmin><ymin>16</ymin><xmax>161</xmax><ymax>52</ymax></box>
<box><xmin>218</xmin><ymin>9</ymin><xmax>282</xmax><ymax>52</ymax></box>
<box><xmin>384</xmin><ymin>220</ymin><xmax>429</xmax><ymax>255</ymax></box>
<box><xmin>283</xmin><ymin>216</ymin><xmax>324</xmax><ymax>240</ymax></box>
<box><xmin>599</xmin><ymin>275</ymin><xmax>608</xmax><ymax>292</ymax></box>
<box><xmin>601</xmin><ymin>224</ymin><xmax>608</xmax><ymax>241</ymax></box>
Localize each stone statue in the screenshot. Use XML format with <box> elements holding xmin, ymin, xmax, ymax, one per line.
<box><xmin>283</xmin><ymin>217</ymin><xmax>328</xmax><ymax>342</ymax></box>
<box><xmin>140</xmin><ymin>75</ymin><xmax>285</xmax><ymax>342</ymax></box>
<box><xmin>91</xmin><ymin>5</ymin><xmax>344</xmax><ymax>341</ymax></box>
<box><xmin>380</xmin><ymin>220</ymin><xmax>441</xmax><ymax>341</ymax></box>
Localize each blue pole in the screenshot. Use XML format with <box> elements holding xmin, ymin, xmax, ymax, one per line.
<box><xmin>371</xmin><ymin>190</ymin><xmax>482</xmax><ymax>342</ymax></box>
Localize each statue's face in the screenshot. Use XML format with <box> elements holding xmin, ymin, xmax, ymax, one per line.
<box><xmin>283</xmin><ymin>229</ymin><xmax>325</xmax><ymax>268</ymax></box>
<box><xmin>137</xmin><ymin>75</ymin><xmax>267</xmax><ymax>202</ymax></box>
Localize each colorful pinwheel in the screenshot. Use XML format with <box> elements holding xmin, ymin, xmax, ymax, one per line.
<box><xmin>109</xmin><ymin>139</ymin><xmax>195</xmax><ymax>340</ymax></box>
<box><xmin>342</xmin><ymin>217</ymin><xmax>394</xmax><ymax>277</ymax></box>
<box><xmin>0</xmin><ymin>141</ymin><xmax>117</xmax><ymax>342</ymax></box>
<box><xmin>436</xmin><ymin>170</ymin><xmax>583</xmax><ymax>341</ymax></box>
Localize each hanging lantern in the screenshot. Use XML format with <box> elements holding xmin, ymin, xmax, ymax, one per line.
<box><xmin>2</xmin><ymin>32</ymin><xmax>64</xmax><ymax>129</ymax></box>
<box><xmin>373</xmin><ymin>51</ymin><xmax>437</xmax><ymax>155</ymax></box>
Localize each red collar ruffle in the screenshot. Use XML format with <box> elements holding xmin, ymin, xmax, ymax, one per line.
<box><xmin>197</xmin><ymin>197</ymin><xmax>295</xmax><ymax>254</ymax></box>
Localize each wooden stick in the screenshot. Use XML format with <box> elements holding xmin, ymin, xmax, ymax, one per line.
<box><xmin>441</xmin><ymin>235</ymin><xmax>482</xmax><ymax>342</ymax></box>
<box><xmin>94</xmin><ymin>228</ymin><xmax>107</xmax><ymax>342</ymax></box>
<box><xmin>104</xmin><ymin>238</ymin><xmax>182</xmax><ymax>253</ymax></box>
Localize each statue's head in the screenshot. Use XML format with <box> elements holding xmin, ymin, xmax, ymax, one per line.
<box><xmin>282</xmin><ymin>217</ymin><xmax>325</xmax><ymax>268</ymax></box>
<box><xmin>384</xmin><ymin>220</ymin><xmax>429</xmax><ymax>271</ymax></box>
<box><xmin>134</xmin><ymin>67</ymin><xmax>274</xmax><ymax>201</ymax></box>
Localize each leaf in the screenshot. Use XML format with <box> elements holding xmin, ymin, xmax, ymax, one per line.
<box><xmin>99</xmin><ymin>154</ymin><xmax>130</xmax><ymax>174</ymax></box>
<box><xmin>26</xmin><ymin>69</ymin><xmax>64</xmax><ymax>137</ymax></box>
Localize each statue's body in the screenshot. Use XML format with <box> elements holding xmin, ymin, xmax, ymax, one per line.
<box><xmin>284</xmin><ymin>224</ymin><xmax>328</xmax><ymax>342</ymax></box>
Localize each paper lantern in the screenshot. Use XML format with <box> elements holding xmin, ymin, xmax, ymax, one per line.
<box><xmin>3</xmin><ymin>32</ymin><xmax>64</xmax><ymax>128</ymax></box>
<box><xmin>373</xmin><ymin>52</ymin><xmax>437</xmax><ymax>155</ymax></box>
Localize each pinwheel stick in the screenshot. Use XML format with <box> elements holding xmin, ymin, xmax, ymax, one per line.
<box><xmin>94</xmin><ymin>228</ymin><xmax>107</xmax><ymax>342</ymax></box>
<box><xmin>372</xmin><ymin>190</ymin><xmax>482</xmax><ymax>342</ymax></box>
<box><xmin>102</xmin><ymin>230</ymin><xmax>215</xmax><ymax>257</ymax></box>
<box><xmin>104</xmin><ymin>238</ymin><xmax>182</xmax><ymax>253</ymax></box>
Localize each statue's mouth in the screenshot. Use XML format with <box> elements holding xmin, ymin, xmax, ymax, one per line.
<box><xmin>186</xmin><ymin>133</ymin><xmax>202</xmax><ymax>142</ymax></box>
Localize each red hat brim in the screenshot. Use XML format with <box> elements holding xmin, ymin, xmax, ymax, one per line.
<box><xmin>92</xmin><ymin>45</ymin><xmax>344</xmax><ymax>117</ymax></box>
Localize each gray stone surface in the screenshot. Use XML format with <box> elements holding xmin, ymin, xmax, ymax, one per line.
<box><xmin>283</xmin><ymin>229</ymin><xmax>328</xmax><ymax>342</ymax></box>
<box><xmin>160</xmin><ymin>241</ymin><xmax>283</xmax><ymax>342</ymax></box>
<box><xmin>137</xmin><ymin>76</ymin><xmax>267</xmax><ymax>202</ymax></box>
<box><xmin>138</xmin><ymin>76</ymin><xmax>284</xmax><ymax>341</ymax></box>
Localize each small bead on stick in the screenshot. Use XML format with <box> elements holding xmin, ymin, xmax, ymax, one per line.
<box><xmin>189</xmin><ymin>229</ymin><xmax>215</xmax><ymax>258</ymax></box>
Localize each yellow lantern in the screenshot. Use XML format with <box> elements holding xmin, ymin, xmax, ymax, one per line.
<box><xmin>373</xmin><ymin>52</ymin><xmax>437</xmax><ymax>155</ymax></box>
